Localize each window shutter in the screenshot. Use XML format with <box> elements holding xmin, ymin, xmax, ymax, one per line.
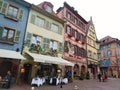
<box><xmin>19</xmin><ymin>9</ymin><xmax>24</xmax><ymax>20</ymax></box>
<box><xmin>59</xmin><ymin>42</ymin><xmax>63</xmax><ymax>53</ymax></box>
<box><xmin>43</xmin><ymin>38</ymin><xmax>50</xmax><ymax>50</ymax></box>
<box><xmin>25</xmin><ymin>32</ymin><xmax>32</xmax><ymax>47</ymax></box>
<box><xmin>30</xmin><ymin>14</ymin><xmax>35</xmax><ymax>24</ymax></box>
<box><xmin>0</xmin><ymin>26</ymin><xmax>4</xmax><ymax>39</ymax></box>
<box><xmin>58</xmin><ymin>26</ymin><xmax>62</xmax><ymax>35</ymax></box>
<box><xmin>72</xmin><ymin>28</ymin><xmax>75</xmax><ymax>37</ymax></box>
<box><xmin>45</xmin><ymin>20</ymin><xmax>51</xmax><ymax>30</ymax></box>
<box><xmin>0</xmin><ymin>0</ymin><xmax>3</xmax><ymax>13</ymax></box>
<box><xmin>14</xmin><ymin>30</ymin><xmax>21</xmax><ymax>43</ymax></box>
<box><xmin>1</xmin><ymin>1</ymin><xmax>8</xmax><ymax>14</ymax></box>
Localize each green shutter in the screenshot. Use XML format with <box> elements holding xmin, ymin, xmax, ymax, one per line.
<box><xmin>0</xmin><ymin>26</ymin><xmax>4</xmax><ymax>39</ymax></box>
<box><xmin>43</xmin><ymin>38</ymin><xmax>50</xmax><ymax>50</ymax></box>
<box><xmin>19</xmin><ymin>9</ymin><xmax>24</xmax><ymax>20</ymax></box>
<box><xmin>59</xmin><ymin>42</ymin><xmax>63</xmax><ymax>53</ymax></box>
<box><xmin>1</xmin><ymin>1</ymin><xmax>8</xmax><ymax>14</ymax></box>
<box><xmin>30</xmin><ymin>14</ymin><xmax>35</xmax><ymax>24</ymax></box>
<box><xmin>25</xmin><ymin>32</ymin><xmax>32</xmax><ymax>47</ymax></box>
<box><xmin>14</xmin><ymin>30</ymin><xmax>21</xmax><ymax>42</ymax></box>
<box><xmin>58</xmin><ymin>26</ymin><xmax>62</xmax><ymax>35</ymax></box>
<box><xmin>0</xmin><ymin>0</ymin><xmax>3</xmax><ymax>13</ymax></box>
<box><xmin>45</xmin><ymin>20</ymin><xmax>51</xmax><ymax>30</ymax></box>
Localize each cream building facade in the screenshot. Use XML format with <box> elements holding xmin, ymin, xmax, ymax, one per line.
<box><xmin>20</xmin><ymin>2</ymin><xmax>73</xmax><ymax>84</ymax></box>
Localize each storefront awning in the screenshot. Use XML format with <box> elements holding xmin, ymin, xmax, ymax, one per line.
<box><xmin>0</xmin><ymin>49</ymin><xmax>25</xmax><ymax>60</ymax></box>
<box><xmin>25</xmin><ymin>51</ymin><xmax>74</xmax><ymax>66</ymax></box>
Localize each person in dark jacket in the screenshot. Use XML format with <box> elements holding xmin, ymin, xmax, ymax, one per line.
<box><xmin>98</xmin><ymin>72</ymin><xmax>102</xmax><ymax>82</ymax></box>
<box><xmin>3</xmin><ymin>70</ymin><xmax>12</xmax><ymax>88</ymax></box>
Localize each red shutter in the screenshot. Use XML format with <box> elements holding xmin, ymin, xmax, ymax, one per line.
<box><xmin>71</xmin><ymin>28</ymin><xmax>74</xmax><ymax>37</ymax></box>
<box><xmin>65</xmin><ymin>25</ymin><xmax>67</xmax><ymax>33</ymax></box>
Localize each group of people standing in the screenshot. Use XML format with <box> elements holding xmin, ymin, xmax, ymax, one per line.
<box><xmin>98</xmin><ymin>72</ymin><xmax>107</xmax><ymax>82</ymax></box>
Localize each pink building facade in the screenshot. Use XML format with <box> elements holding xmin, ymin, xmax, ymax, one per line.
<box><xmin>57</xmin><ymin>2</ymin><xmax>88</xmax><ymax>78</ymax></box>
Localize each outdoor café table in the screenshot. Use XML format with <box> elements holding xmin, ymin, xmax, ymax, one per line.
<box><xmin>62</xmin><ymin>78</ymin><xmax>68</xmax><ymax>84</ymax></box>
<box><xmin>31</xmin><ymin>77</ymin><xmax>43</xmax><ymax>87</ymax></box>
<box><xmin>50</xmin><ymin>77</ymin><xmax>59</xmax><ymax>85</ymax></box>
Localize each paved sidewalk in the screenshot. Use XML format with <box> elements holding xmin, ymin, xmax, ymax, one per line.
<box><xmin>1</xmin><ymin>78</ymin><xmax>120</xmax><ymax>90</ymax></box>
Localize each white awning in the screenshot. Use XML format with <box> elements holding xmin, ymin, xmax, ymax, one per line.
<box><xmin>0</xmin><ymin>49</ymin><xmax>25</xmax><ymax>60</ymax></box>
<box><xmin>25</xmin><ymin>52</ymin><xmax>74</xmax><ymax>66</ymax></box>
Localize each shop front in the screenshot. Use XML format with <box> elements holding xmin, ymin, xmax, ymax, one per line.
<box><xmin>0</xmin><ymin>49</ymin><xmax>25</xmax><ymax>84</ymax></box>
<box><xmin>20</xmin><ymin>51</ymin><xmax>74</xmax><ymax>84</ymax></box>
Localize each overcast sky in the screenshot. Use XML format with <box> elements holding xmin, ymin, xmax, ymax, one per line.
<box><xmin>25</xmin><ymin>0</ymin><xmax>120</xmax><ymax>40</ymax></box>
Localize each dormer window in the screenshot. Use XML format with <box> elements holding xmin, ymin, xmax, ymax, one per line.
<box><xmin>46</xmin><ymin>5</ymin><xmax>52</xmax><ymax>13</ymax></box>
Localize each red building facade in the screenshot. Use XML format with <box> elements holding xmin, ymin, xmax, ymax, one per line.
<box><xmin>57</xmin><ymin>2</ymin><xmax>88</xmax><ymax>78</ymax></box>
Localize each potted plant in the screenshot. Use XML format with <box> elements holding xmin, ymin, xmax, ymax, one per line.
<box><xmin>79</xmin><ymin>71</ymin><xmax>84</xmax><ymax>80</ymax></box>
<box><xmin>86</xmin><ymin>71</ymin><xmax>90</xmax><ymax>79</ymax></box>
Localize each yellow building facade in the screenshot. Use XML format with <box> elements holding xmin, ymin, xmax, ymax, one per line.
<box><xmin>86</xmin><ymin>18</ymin><xmax>99</xmax><ymax>79</ymax></box>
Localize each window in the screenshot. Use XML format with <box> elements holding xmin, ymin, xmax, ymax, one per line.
<box><xmin>0</xmin><ymin>27</ymin><xmax>15</xmax><ymax>42</ymax></box>
<box><xmin>107</xmin><ymin>50</ymin><xmax>112</xmax><ymax>56</ymax></box>
<box><xmin>0</xmin><ymin>1</ymin><xmax>24</xmax><ymax>20</ymax></box>
<box><xmin>35</xmin><ymin>17</ymin><xmax>45</xmax><ymax>27</ymax></box>
<box><xmin>7</xmin><ymin>5</ymin><xmax>18</xmax><ymax>19</ymax></box>
<box><xmin>79</xmin><ymin>21</ymin><xmax>85</xmax><ymax>30</ymax></box>
<box><xmin>88</xmin><ymin>50</ymin><xmax>92</xmax><ymax>58</ymax></box>
<box><xmin>51</xmin><ymin>24</ymin><xmax>58</xmax><ymax>33</ymax></box>
<box><xmin>66</xmin><ymin>25</ymin><xmax>71</xmax><ymax>34</ymax></box>
<box><xmin>49</xmin><ymin>40</ymin><xmax>58</xmax><ymax>50</ymax></box>
<box><xmin>74</xmin><ymin>18</ymin><xmax>78</xmax><ymax>25</ymax></box>
<box><xmin>118</xmin><ymin>58</ymin><xmax>120</xmax><ymax>64</ymax></box>
<box><xmin>31</xmin><ymin>35</ymin><xmax>42</xmax><ymax>45</ymax></box>
<box><xmin>46</xmin><ymin>5</ymin><xmax>52</xmax><ymax>13</ymax></box>
<box><xmin>66</xmin><ymin>11</ymin><xmax>71</xmax><ymax>20</ymax></box>
<box><xmin>80</xmin><ymin>34</ymin><xmax>85</xmax><ymax>42</ymax></box>
<box><xmin>117</xmin><ymin>43</ymin><xmax>120</xmax><ymax>48</ymax></box>
<box><xmin>103</xmin><ymin>51</ymin><xmax>107</xmax><ymax>57</ymax></box>
<box><xmin>74</xmin><ymin>30</ymin><xmax>78</xmax><ymax>38</ymax></box>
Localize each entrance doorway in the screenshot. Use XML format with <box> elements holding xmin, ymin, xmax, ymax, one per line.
<box><xmin>74</xmin><ymin>64</ymin><xmax>79</xmax><ymax>77</ymax></box>
<box><xmin>23</xmin><ymin>63</ymin><xmax>32</xmax><ymax>84</ymax></box>
<box><xmin>0</xmin><ymin>60</ymin><xmax>13</xmax><ymax>77</ymax></box>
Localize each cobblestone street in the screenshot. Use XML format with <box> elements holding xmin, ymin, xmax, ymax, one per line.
<box><xmin>1</xmin><ymin>78</ymin><xmax>120</xmax><ymax>90</ymax></box>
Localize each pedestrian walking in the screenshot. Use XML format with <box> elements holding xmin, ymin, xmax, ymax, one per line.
<box><xmin>98</xmin><ymin>72</ymin><xmax>102</xmax><ymax>82</ymax></box>
<box><xmin>102</xmin><ymin>73</ymin><xmax>105</xmax><ymax>82</ymax></box>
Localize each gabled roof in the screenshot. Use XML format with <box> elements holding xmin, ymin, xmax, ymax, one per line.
<box><xmin>57</xmin><ymin>2</ymin><xmax>88</xmax><ymax>24</ymax></box>
<box><xmin>37</xmin><ymin>1</ymin><xmax>56</xmax><ymax>15</ymax></box>
<box><xmin>100</xmin><ymin>36</ymin><xmax>118</xmax><ymax>45</ymax></box>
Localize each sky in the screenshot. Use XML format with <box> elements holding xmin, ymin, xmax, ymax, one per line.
<box><xmin>25</xmin><ymin>0</ymin><xmax>120</xmax><ymax>40</ymax></box>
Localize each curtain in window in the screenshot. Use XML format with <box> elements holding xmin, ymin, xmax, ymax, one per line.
<box><xmin>53</xmin><ymin>41</ymin><xmax>57</xmax><ymax>50</ymax></box>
